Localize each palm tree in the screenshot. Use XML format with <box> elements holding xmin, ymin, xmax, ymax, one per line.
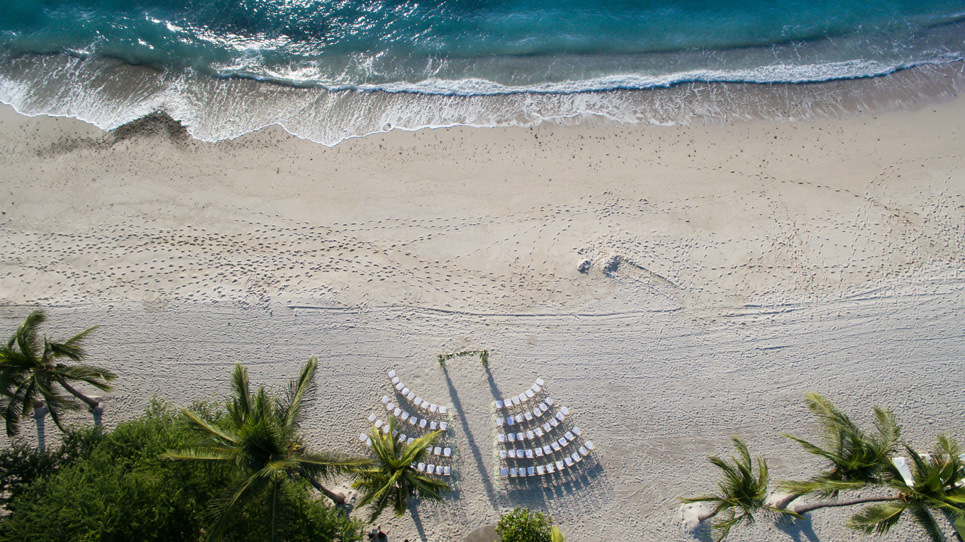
<box><xmin>163</xmin><ymin>358</ymin><xmax>369</xmax><ymax>542</ymax></box>
<box><xmin>0</xmin><ymin>309</ymin><xmax>116</xmax><ymax>449</ymax></box>
<box><xmin>680</xmin><ymin>436</ymin><xmax>786</xmax><ymax>542</ymax></box>
<box><xmin>352</xmin><ymin>416</ymin><xmax>450</xmax><ymax>521</ymax></box>
<box><xmin>810</xmin><ymin>435</ymin><xmax>965</xmax><ymax>542</ymax></box>
<box><xmin>776</xmin><ymin>392</ymin><xmax>901</xmax><ymax>508</ymax></box>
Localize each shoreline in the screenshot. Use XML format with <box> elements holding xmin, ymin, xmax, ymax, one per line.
<box><xmin>1</xmin><ymin>79</ymin><xmax>964</xmax><ymax>540</ymax></box>
<box><xmin>1</xmin><ymin>53</ymin><xmax>963</xmax><ymax>146</ymax></box>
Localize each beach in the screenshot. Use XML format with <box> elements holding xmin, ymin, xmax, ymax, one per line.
<box><xmin>1</xmin><ymin>80</ymin><xmax>964</xmax><ymax>542</ymax></box>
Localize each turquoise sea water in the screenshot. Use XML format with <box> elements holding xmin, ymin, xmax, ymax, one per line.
<box><xmin>1</xmin><ymin>0</ymin><xmax>963</xmax><ymax>144</ymax></box>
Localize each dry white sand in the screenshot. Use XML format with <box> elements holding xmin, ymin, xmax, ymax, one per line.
<box><xmin>0</xmin><ymin>89</ymin><xmax>963</xmax><ymax>541</ymax></box>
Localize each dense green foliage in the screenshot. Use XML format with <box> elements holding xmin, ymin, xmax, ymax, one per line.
<box><xmin>0</xmin><ymin>399</ymin><xmax>364</xmax><ymax>542</ymax></box>
<box><xmin>495</xmin><ymin>507</ymin><xmax>555</xmax><ymax>542</ymax></box>
<box><xmin>0</xmin><ymin>428</ymin><xmax>99</xmax><ymax>507</ymax></box>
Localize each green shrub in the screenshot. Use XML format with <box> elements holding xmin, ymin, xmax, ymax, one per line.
<box><xmin>496</xmin><ymin>507</ymin><xmax>554</xmax><ymax>542</ymax></box>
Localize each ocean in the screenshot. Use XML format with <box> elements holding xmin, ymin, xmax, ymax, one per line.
<box><xmin>1</xmin><ymin>0</ymin><xmax>963</xmax><ymax>145</ymax></box>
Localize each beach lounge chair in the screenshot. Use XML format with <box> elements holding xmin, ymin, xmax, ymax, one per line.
<box><xmin>585</xmin><ymin>440</ymin><xmax>594</xmax><ymax>450</ymax></box>
<box><xmin>443</xmin><ymin>466</ymin><xmax>451</xmax><ymax>476</ymax></box>
<box><xmin>429</xmin><ymin>421</ymin><xmax>438</xmax><ymax>430</ymax></box>
<box><xmin>531</xmin><ymin>383</ymin><xmax>541</xmax><ymax>394</ymax></box>
<box><xmin>526</xmin><ymin>430</ymin><xmax>535</xmax><ymax>440</ymax></box>
<box><xmin>524</xmin><ymin>412</ymin><xmax>534</xmax><ymax>422</ymax></box>
<box><xmin>401</xmin><ymin>411</ymin><xmax>410</xmax><ymax>421</ymax></box>
<box><xmin>409</xmin><ymin>416</ymin><xmax>418</xmax><ymax>426</ymax></box>
<box><xmin>506</xmin><ymin>416</ymin><xmax>515</xmax><ymax>426</ymax></box>
<box><xmin>385</xmin><ymin>402</ymin><xmax>394</xmax><ymax>412</ymax></box>
<box><xmin>393</xmin><ymin>407</ymin><xmax>402</xmax><ymax>417</ymax></box>
<box><xmin>414</xmin><ymin>396</ymin><xmax>423</xmax><ymax>406</ymax></box>
<box><xmin>419</xmin><ymin>419</ymin><xmax>428</xmax><ymax>429</ymax></box>
<box><xmin>507</xmin><ymin>432</ymin><xmax>516</xmax><ymax>443</ymax></box>
<box><xmin>537</xmin><ymin>465</ymin><xmax>546</xmax><ymax>475</ymax></box>
<box><xmin>527</xmin><ymin>466</ymin><xmax>535</xmax><ymax>476</ymax></box>
<box><xmin>429</xmin><ymin>404</ymin><xmax>438</xmax><ymax>413</ymax></box>
<box><xmin>417</xmin><ymin>462</ymin><xmax>426</xmax><ymax>472</ymax></box>
<box><xmin>495</xmin><ymin>400</ymin><xmax>504</xmax><ymax>409</ymax></box>
<box><xmin>421</xmin><ymin>400</ymin><xmax>430</xmax><ymax>410</ymax></box>
<box><xmin>511</xmin><ymin>396</ymin><xmax>520</xmax><ymax>406</ymax></box>
<box><xmin>359</xmin><ymin>433</ymin><xmax>369</xmax><ymax>444</ymax></box>
<box><xmin>388</xmin><ymin>370</ymin><xmax>396</xmax><ymax>378</ymax></box>
<box><xmin>406</xmin><ymin>391</ymin><xmax>416</xmax><ymax>401</ymax></box>
<box><xmin>368</xmin><ymin>413</ymin><xmax>377</xmax><ymax>423</ymax></box>
<box><xmin>543</xmin><ymin>445</ymin><xmax>552</xmax><ymax>455</ymax></box>
<box><xmin>439</xmin><ymin>405</ymin><xmax>448</xmax><ymax>415</ymax></box>
<box><xmin>497</xmin><ymin>433</ymin><xmax>506</xmax><ymax>443</ymax></box>
<box><xmin>374</xmin><ymin>419</ymin><xmax>384</xmax><ymax>429</ymax></box>
<box><xmin>534</xmin><ymin>407</ymin><xmax>543</xmax><ymax>418</ymax></box>
<box><xmin>406</xmin><ymin>437</ymin><xmax>414</xmax><ymax>445</ymax></box>
<box><xmin>515</xmin><ymin>414</ymin><xmax>523</xmax><ymax>424</ymax></box>
<box><xmin>560</xmin><ymin>406</ymin><xmax>570</xmax><ymax>416</ymax></box>
<box><xmin>571</xmin><ymin>451</ymin><xmax>581</xmax><ymax>463</ymax></box>
<box><xmin>550</xmin><ymin>418</ymin><xmax>560</xmax><ymax>428</ymax></box>
<box><xmin>516</xmin><ymin>432</ymin><xmax>525</xmax><ymax>442</ymax></box>
<box><xmin>534</xmin><ymin>427</ymin><xmax>544</xmax><ymax>438</ymax></box>
<box><xmin>381</xmin><ymin>395</ymin><xmax>390</xmax><ymax>404</ymax></box>
<box><xmin>398</xmin><ymin>433</ymin><xmax>406</xmax><ymax>443</ymax></box>
<box><xmin>555</xmin><ymin>411</ymin><xmax>565</xmax><ymax>422</ymax></box>
<box><xmin>434</xmin><ymin>446</ymin><xmax>442</xmax><ymax>456</ymax></box>
<box><xmin>558</xmin><ymin>437</ymin><xmax>567</xmax><ymax>447</ymax></box>
<box><xmin>500</xmin><ymin>467</ymin><xmax>509</xmax><ymax>477</ymax></box>
<box><xmin>440</xmin><ymin>422</ymin><xmax>448</xmax><ymax>431</ymax></box>
<box><xmin>395</xmin><ymin>382</ymin><xmax>405</xmax><ymax>391</ymax></box>
<box><xmin>426</xmin><ymin>464</ymin><xmax>435</xmax><ymax>475</ymax></box>
<box><xmin>518</xmin><ymin>393</ymin><xmax>527</xmax><ymax>403</ymax></box>
<box><xmin>525</xmin><ymin>389</ymin><xmax>535</xmax><ymax>399</ymax></box>
<box><xmin>551</xmin><ymin>442</ymin><xmax>561</xmax><ymax>452</ymax></box>
<box><xmin>556</xmin><ymin>460</ymin><xmax>565</xmax><ymax>471</ymax></box>
<box><xmin>565</xmin><ymin>431</ymin><xmax>575</xmax><ymax>442</ymax></box>
<box><xmin>499</xmin><ymin>449</ymin><xmax>507</xmax><ymax>459</ymax></box>
<box><xmin>546</xmin><ymin>463</ymin><xmax>555</xmax><ymax>474</ymax></box>
<box><xmin>444</xmin><ymin>447</ymin><xmax>451</xmax><ymax>458</ymax></box>
<box><xmin>497</xmin><ymin>417</ymin><xmax>504</xmax><ymax>427</ymax></box>
<box><xmin>526</xmin><ymin>449</ymin><xmax>534</xmax><ymax>459</ymax></box>
<box><xmin>536</xmin><ymin>377</ymin><xmax>544</xmax><ymax>386</ymax></box>
<box><xmin>564</xmin><ymin>456</ymin><xmax>574</xmax><ymax>467</ymax></box>
<box><xmin>510</xmin><ymin>467</ymin><xmax>518</xmax><ymax>478</ymax></box>
<box><xmin>572</xmin><ymin>426</ymin><xmax>581</xmax><ymax>436</ymax></box>
<box><xmin>542</xmin><ymin>422</ymin><xmax>552</xmax><ymax>432</ymax></box>
<box><xmin>544</xmin><ymin>396</ymin><xmax>553</xmax><ymax>406</ymax></box>
<box><xmin>382</xmin><ymin>425</ymin><xmax>390</xmax><ymax>434</ymax></box>
<box><xmin>579</xmin><ymin>445</ymin><xmax>589</xmax><ymax>457</ymax></box>
<box><xmin>508</xmin><ymin>449</ymin><xmax>517</xmax><ymax>459</ymax></box>
<box><xmin>391</xmin><ymin>376</ymin><xmax>400</xmax><ymax>385</ymax></box>
<box><xmin>534</xmin><ymin>447</ymin><xmax>544</xmax><ymax>458</ymax></box>
<box><xmin>401</xmin><ymin>386</ymin><xmax>409</xmax><ymax>395</ymax></box>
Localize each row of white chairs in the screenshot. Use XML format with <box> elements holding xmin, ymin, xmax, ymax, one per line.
<box><xmin>378</xmin><ymin>401</ymin><xmax>450</xmax><ymax>432</ymax></box>
<box><xmin>498</xmin><ymin>404</ymin><xmax>567</xmax><ymax>432</ymax></box>
<box><xmin>495</xmin><ymin>378</ymin><xmax>545</xmax><ymax>410</ymax></box>
<box><xmin>359</xmin><ymin>420</ymin><xmax>453</xmax><ymax>458</ymax></box>
<box><xmin>387</xmin><ymin>370</ymin><xmax>449</xmax><ymax>416</ymax></box>
<box><xmin>497</xmin><ymin>398</ymin><xmax>557</xmax><ymax>427</ymax></box>
<box><xmin>415</xmin><ymin>462</ymin><xmax>452</xmax><ymax>476</ymax></box>
<box><xmin>499</xmin><ymin>423</ymin><xmax>578</xmax><ymax>446</ymax></box>
<box><xmin>499</xmin><ymin>434</ymin><xmax>588</xmax><ymax>461</ymax></box>
<box><xmin>500</xmin><ymin>443</ymin><xmax>594</xmax><ymax>478</ymax></box>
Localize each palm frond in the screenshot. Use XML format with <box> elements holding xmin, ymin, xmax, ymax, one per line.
<box><xmin>161</xmin><ymin>447</ymin><xmax>236</xmax><ymax>462</ymax></box>
<box><xmin>872</xmin><ymin>406</ymin><xmax>901</xmax><ymax>452</ymax></box>
<box><xmin>847</xmin><ymin>501</ymin><xmax>907</xmax><ymax>535</ymax></box>
<box><xmin>908</xmin><ymin>506</ymin><xmax>948</xmax><ymax>542</ymax></box>
<box><xmin>12</xmin><ymin>309</ymin><xmax>45</xmax><ymax>358</ymax></box>
<box><xmin>295</xmin><ymin>452</ymin><xmax>372</xmax><ymax>479</ymax></box>
<box><xmin>227</xmin><ymin>364</ymin><xmax>251</xmax><ymax>425</ymax></box>
<box><xmin>279</xmin><ymin>357</ymin><xmax>317</xmax><ymax>434</ymax></box>
<box><xmin>52</xmin><ymin>325</ymin><xmax>99</xmax><ymax>360</ymax></box>
<box><xmin>182</xmin><ymin>408</ymin><xmax>240</xmax><ymax>446</ymax></box>
<box><xmin>54</xmin><ymin>364</ymin><xmax>117</xmax><ymax>389</ymax></box>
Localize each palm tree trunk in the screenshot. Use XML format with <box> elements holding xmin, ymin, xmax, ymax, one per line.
<box><xmin>792</xmin><ymin>495</ymin><xmax>897</xmax><ymax>515</ymax></box>
<box><xmin>772</xmin><ymin>492</ymin><xmax>803</xmax><ymax>511</ymax></box>
<box><xmin>32</xmin><ymin>401</ymin><xmax>47</xmax><ymax>451</ymax></box>
<box><xmin>56</xmin><ymin>378</ymin><xmax>99</xmax><ymax>410</ymax></box>
<box><xmin>308</xmin><ymin>476</ymin><xmax>346</xmax><ymax>506</ymax></box>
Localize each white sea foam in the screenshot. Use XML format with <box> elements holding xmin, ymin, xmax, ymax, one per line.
<box><xmin>1</xmin><ymin>52</ymin><xmax>963</xmax><ymax>147</ymax></box>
